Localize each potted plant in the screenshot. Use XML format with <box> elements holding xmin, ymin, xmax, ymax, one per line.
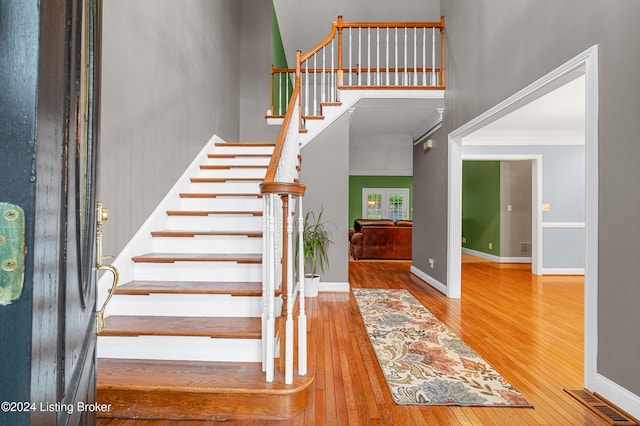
<box><xmin>302</xmin><ymin>208</ymin><xmax>333</xmax><ymax>297</ymax></box>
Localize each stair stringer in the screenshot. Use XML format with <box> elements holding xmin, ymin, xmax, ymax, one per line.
<box><xmin>97</xmin><ymin>134</ymin><xmax>226</xmax><ymax>309</ymax></box>
<box><xmin>297</xmin><ymin>88</ymin><xmax>445</xmax><ymax>148</ymax></box>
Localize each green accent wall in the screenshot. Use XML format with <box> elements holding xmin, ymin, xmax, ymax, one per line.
<box><xmin>462</xmin><ymin>161</ymin><xmax>500</xmax><ymax>256</ymax></box>
<box><xmin>270</xmin><ymin>2</ymin><xmax>291</xmax><ymax>115</ymax></box>
<box><xmin>348</xmin><ymin>176</ymin><xmax>413</xmax><ymax>228</ymax></box>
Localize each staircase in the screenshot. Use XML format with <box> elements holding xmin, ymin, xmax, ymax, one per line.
<box><xmin>96</xmin><ymin>141</ymin><xmax>313</xmax><ymax>421</ymax></box>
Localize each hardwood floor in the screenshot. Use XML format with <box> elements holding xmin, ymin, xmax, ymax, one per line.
<box><xmin>98</xmin><ymin>255</ymin><xmax>609</xmax><ymax>425</ymax></box>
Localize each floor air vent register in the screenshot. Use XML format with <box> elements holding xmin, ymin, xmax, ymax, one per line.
<box><xmin>564</xmin><ymin>389</ymin><xmax>638</xmax><ymax>425</ymax></box>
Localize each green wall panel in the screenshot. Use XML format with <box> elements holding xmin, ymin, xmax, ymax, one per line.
<box><xmin>271</xmin><ymin>2</ymin><xmax>291</xmax><ymax>115</ymax></box>
<box><xmin>462</xmin><ymin>161</ymin><xmax>500</xmax><ymax>256</ymax></box>
<box><xmin>348</xmin><ymin>175</ymin><xmax>413</xmax><ymax>228</ymax></box>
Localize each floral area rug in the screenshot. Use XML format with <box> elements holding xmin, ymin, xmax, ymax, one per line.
<box><xmin>352</xmin><ymin>288</ymin><xmax>531</xmax><ymax>407</ymax></box>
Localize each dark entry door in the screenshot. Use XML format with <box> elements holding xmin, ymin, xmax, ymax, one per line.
<box><xmin>0</xmin><ymin>0</ymin><xmax>102</xmax><ymax>424</ymax></box>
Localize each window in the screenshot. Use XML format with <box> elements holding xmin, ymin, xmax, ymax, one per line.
<box><xmin>362</xmin><ymin>188</ymin><xmax>409</xmax><ymax>221</ymax></box>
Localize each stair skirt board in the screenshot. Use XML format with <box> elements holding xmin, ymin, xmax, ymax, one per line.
<box><xmin>104</xmin><ymin>294</ymin><xmax>277</xmax><ymax>317</ymax></box>
<box><xmin>213</xmin><ymin>145</ymin><xmax>275</xmax><ymax>155</ymax></box>
<box><xmin>133</xmin><ymin>262</ymin><xmax>262</xmax><ymax>282</ymax></box>
<box><xmin>166</xmin><ymin>215</ymin><xmax>262</xmax><ymax>231</ymax></box>
<box><xmin>152</xmin><ymin>235</ymin><xmax>262</xmax><ymax>254</ymax></box>
<box><xmin>97</xmin><ymin>335</ymin><xmax>263</xmax><ymax>362</ymax></box>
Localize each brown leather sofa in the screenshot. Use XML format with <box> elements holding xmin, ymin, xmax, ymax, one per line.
<box><xmin>349</xmin><ymin>219</ymin><xmax>412</xmax><ymax>260</ymax></box>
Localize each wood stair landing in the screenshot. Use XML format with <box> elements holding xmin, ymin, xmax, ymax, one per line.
<box><xmin>97</xmin><ymin>358</ymin><xmax>314</xmax><ymax>421</ymax></box>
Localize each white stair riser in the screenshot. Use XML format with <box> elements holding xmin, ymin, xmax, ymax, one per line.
<box><xmin>213</xmin><ymin>145</ymin><xmax>274</xmax><ymax>155</ymax></box>
<box><xmin>152</xmin><ymin>236</ymin><xmax>262</xmax><ymax>254</ymax></box>
<box><xmin>134</xmin><ymin>261</ymin><xmax>262</xmax><ymax>282</ymax></box>
<box><xmin>166</xmin><ymin>215</ymin><xmax>262</xmax><ymax>231</ymax></box>
<box><xmin>198</xmin><ymin>168</ymin><xmax>267</xmax><ymax>179</ymax></box>
<box><xmin>180</xmin><ymin>197</ymin><xmax>263</xmax><ymax>211</ymax></box>
<box><xmin>97</xmin><ymin>335</ymin><xmax>262</xmax><ymax>362</ymax></box>
<box><xmin>189</xmin><ymin>181</ymin><xmax>262</xmax><ymax>193</ymax></box>
<box><xmin>106</xmin><ymin>294</ymin><xmax>264</xmax><ymax>317</ymax></box>
<box><xmin>207</xmin><ymin>157</ymin><xmax>270</xmax><ymax>166</ymax></box>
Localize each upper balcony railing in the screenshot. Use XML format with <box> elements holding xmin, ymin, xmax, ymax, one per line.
<box><xmin>269</xmin><ymin>16</ymin><xmax>445</xmax><ymax>127</ymax></box>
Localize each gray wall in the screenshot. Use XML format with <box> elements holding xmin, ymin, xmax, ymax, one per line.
<box><xmin>419</xmin><ymin>0</ymin><xmax>640</xmax><ymax>397</ymax></box>
<box><xmin>100</xmin><ymin>0</ymin><xmax>243</xmax><ymax>255</ymax></box>
<box><xmin>300</xmin><ymin>114</ymin><xmax>350</xmax><ymax>284</ymax></box>
<box><xmin>349</xmin><ymin>134</ymin><xmax>413</xmax><ymax>176</ymax></box>
<box><xmin>239</xmin><ymin>0</ymin><xmax>280</xmax><ymax>142</ymax></box>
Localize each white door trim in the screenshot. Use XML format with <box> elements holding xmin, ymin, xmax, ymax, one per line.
<box><xmin>447</xmin><ymin>46</ymin><xmax>599</xmax><ymax>391</ymax></box>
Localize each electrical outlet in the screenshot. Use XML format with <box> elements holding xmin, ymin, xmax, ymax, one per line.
<box><xmin>462</xmin><ymin>236</ymin><xmax>467</xmax><ymax>244</ymax></box>
<box><xmin>428</xmin><ymin>258</ymin><xmax>434</xmax><ymax>269</ymax></box>
<box><xmin>488</xmin><ymin>242</ymin><xmax>493</xmax><ymax>250</ymax></box>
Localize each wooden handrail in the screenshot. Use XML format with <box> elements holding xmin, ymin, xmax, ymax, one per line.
<box><xmin>263</xmin><ymin>79</ymin><xmax>300</xmax><ymax>184</ymax></box>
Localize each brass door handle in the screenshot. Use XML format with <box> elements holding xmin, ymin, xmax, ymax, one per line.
<box><xmin>95</xmin><ymin>202</ymin><xmax>119</xmax><ymax>333</ymax></box>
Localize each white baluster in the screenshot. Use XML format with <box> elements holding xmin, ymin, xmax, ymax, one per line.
<box><xmin>285</xmin><ymin>194</ymin><xmax>294</xmax><ymax>384</ymax></box>
<box><xmin>386</xmin><ymin>27</ymin><xmax>389</xmax><ymax>86</ymax></box>
<box><xmin>265</xmin><ymin>194</ymin><xmax>276</xmax><ymax>382</ymax></box>
<box><xmin>376</xmin><ymin>27</ymin><xmax>380</xmax><ymax>86</ymax></box>
<box><xmin>261</xmin><ymin>195</ymin><xmax>268</xmax><ymax>372</ymax></box>
<box><xmin>304</xmin><ymin>61</ymin><xmax>309</xmax><ymax>117</ymax></box>
<box><xmin>394</xmin><ymin>27</ymin><xmax>398</xmax><ymax>86</ymax></box>
<box><xmin>404</xmin><ymin>28</ymin><xmax>408</xmax><ymax>86</ymax></box>
<box><xmin>349</xmin><ymin>28</ymin><xmax>352</xmax><ymax>86</ymax></box>
<box><xmin>431</xmin><ymin>27</ymin><xmax>437</xmax><ymax>86</ymax></box>
<box><xmin>313</xmin><ymin>55</ymin><xmax>317</xmax><ymax>116</ymax></box>
<box><xmin>413</xmin><ymin>28</ymin><xmax>417</xmax><ymax>86</ymax></box>
<box><xmin>297</xmin><ymin>195</ymin><xmax>307</xmax><ymax>375</ymax></box>
<box><xmin>358</xmin><ymin>28</ymin><xmax>362</xmax><ymax>86</ymax></box>
<box><xmin>367</xmin><ymin>27</ymin><xmax>370</xmax><ymax>86</ymax></box>
<box><xmin>322</xmin><ymin>46</ymin><xmax>326</xmax><ymax>104</ymax></box>
<box><xmin>423</xmin><ymin>27</ymin><xmax>427</xmax><ymax>86</ymax></box>
<box><xmin>331</xmin><ymin>39</ymin><xmax>335</xmax><ymax>102</ymax></box>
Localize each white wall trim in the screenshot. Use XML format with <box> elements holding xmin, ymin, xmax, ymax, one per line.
<box><xmin>320</xmin><ymin>281</ymin><xmax>350</xmax><ymax>292</ymax></box>
<box><xmin>349</xmin><ymin>169</ymin><xmax>413</xmax><ymax>176</ymax></box>
<box><xmin>594</xmin><ymin>373</ymin><xmax>640</xmax><ymax>421</ymax></box>
<box><xmin>542</xmin><ymin>268</ymin><xmax>585</xmax><ymax>275</ymax></box>
<box><xmin>542</xmin><ymin>221</ymin><xmax>586</xmax><ymax>228</ymax></box>
<box><xmin>410</xmin><ymin>265</ymin><xmax>447</xmax><ymax>295</ymax></box>
<box><xmin>447</xmin><ymin>45</ymin><xmax>599</xmax><ymax>392</ymax></box>
<box><xmin>462</xmin><ymin>248</ymin><xmax>531</xmax><ymax>264</ymax></box>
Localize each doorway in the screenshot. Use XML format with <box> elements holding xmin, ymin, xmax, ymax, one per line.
<box><xmin>447</xmin><ymin>46</ymin><xmax>598</xmax><ymax>389</ymax></box>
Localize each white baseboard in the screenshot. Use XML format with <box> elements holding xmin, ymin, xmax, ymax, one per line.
<box><xmin>594</xmin><ymin>373</ymin><xmax>640</xmax><ymax>421</ymax></box>
<box><xmin>462</xmin><ymin>247</ymin><xmax>531</xmax><ymax>263</ymax></box>
<box><xmin>320</xmin><ymin>281</ymin><xmax>350</xmax><ymax>292</ymax></box>
<box><xmin>542</xmin><ymin>268</ymin><xmax>585</xmax><ymax>275</ymax></box>
<box><xmin>410</xmin><ymin>266</ymin><xmax>447</xmax><ymax>296</ymax></box>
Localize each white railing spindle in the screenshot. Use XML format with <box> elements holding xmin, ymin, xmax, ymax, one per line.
<box><xmin>423</xmin><ymin>27</ymin><xmax>427</xmax><ymax>86</ymax></box>
<box><xmin>413</xmin><ymin>28</ymin><xmax>417</xmax><ymax>85</ymax></box>
<box><xmin>297</xmin><ymin>195</ymin><xmax>307</xmax><ymax>375</ymax></box>
<box><xmin>431</xmin><ymin>26</ymin><xmax>437</xmax><ymax>86</ymax></box>
<box><xmin>394</xmin><ymin>27</ymin><xmax>398</xmax><ymax>86</ymax></box>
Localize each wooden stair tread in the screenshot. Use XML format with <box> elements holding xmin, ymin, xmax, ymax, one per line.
<box><xmin>114</xmin><ymin>281</ymin><xmax>268</xmax><ymax>296</ymax></box>
<box><xmin>131</xmin><ymin>253</ymin><xmax>262</xmax><ymax>263</ymax></box>
<box><xmin>150</xmin><ymin>230</ymin><xmax>262</xmax><ymax>238</ymax></box>
<box><xmin>166</xmin><ymin>210</ymin><xmax>262</xmax><ymax>216</ymax></box>
<box><xmin>214</xmin><ymin>142</ymin><xmax>275</xmax><ymax>147</ymax></box>
<box><xmin>98</xmin><ymin>358</ymin><xmax>310</xmax><ymax>392</ymax></box>
<box><xmin>100</xmin><ymin>315</ymin><xmax>261</xmax><ymax>338</ymax></box>
<box><xmin>208</xmin><ymin>153</ymin><xmax>272</xmax><ymax>158</ymax></box>
<box><xmin>179</xmin><ymin>192</ymin><xmax>262</xmax><ymax>198</ymax></box>
<box><xmin>200</xmin><ymin>164</ymin><xmax>267</xmax><ymax>170</ymax></box>
<box><xmin>190</xmin><ymin>177</ymin><xmax>263</xmax><ymax>183</ymax></box>
<box><xmin>96</xmin><ymin>359</ymin><xmax>314</xmax><ymax>420</ymax></box>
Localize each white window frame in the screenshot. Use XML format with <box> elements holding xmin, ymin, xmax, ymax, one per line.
<box><xmin>362</xmin><ymin>188</ymin><xmax>410</xmax><ymax>221</ymax></box>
